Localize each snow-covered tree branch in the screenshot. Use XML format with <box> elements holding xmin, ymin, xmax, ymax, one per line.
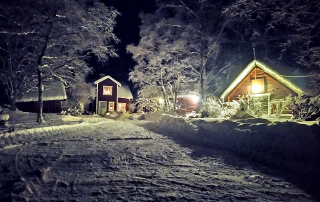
<box><xmin>0</xmin><ymin>0</ymin><xmax>119</xmax><ymax>122</ymax></box>
<box><xmin>224</xmin><ymin>0</ymin><xmax>320</xmax><ymax>94</ymax></box>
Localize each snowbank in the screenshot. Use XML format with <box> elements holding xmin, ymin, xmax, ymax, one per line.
<box><xmin>156</xmin><ymin>114</ymin><xmax>197</xmax><ymax>137</ymax></box>
<box><xmin>156</xmin><ymin>115</ymin><xmax>320</xmax><ymax>178</ymax></box>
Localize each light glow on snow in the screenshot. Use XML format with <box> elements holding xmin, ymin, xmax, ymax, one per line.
<box><xmin>190</xmin><ymin>95</ymin><xmax>199</xmax><ymax>103</ymax></box>
<box><xmin>159</xmin><ymin>98</ymin><xmax>164</xmax><ymax>104</ymax></box>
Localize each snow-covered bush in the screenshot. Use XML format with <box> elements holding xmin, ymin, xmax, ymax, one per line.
<box><xmin>270</xmin><ymin>95</ymin><xmax>294</xmax><ymax>117</ymax></box>
<box><xmin>200</xmin><ymin>96</ymin><xmax>240</xmax><ymax>118</ymax></box>
<box><xmin>186</xmin><ymin>111</ymin><xmax>201</xmax><ymax>118</ymax></box>
<box><xmin>136</xmin><ymin>98</ymin><xmax>160</xmax><ymax>112</ymax></box>
<box><xmin>248</xmin><ymin>99</ymin><xmax>263</xmax><ymax>117</ymax></box>
<box><xmin>64</xmin><ymin>82</ymin><xmax>95</xmax><ymax>113</ymax></box>
<box><xmin>128</xmin><ymin>103</ymin><xmax>135</xmax><ymax>114</ymax></box>
<box><xmin>237</xmin><ymin>95</ymin><xmax>265</xmax><ymax>117</ymax></box>
<box><xmin>289</xmin><ymin>95</ymin><xmax>320</xmax><ymax>121</ymax></box>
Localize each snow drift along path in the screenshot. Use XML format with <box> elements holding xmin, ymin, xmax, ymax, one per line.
<box><xmin>0</xmin><ymin>120</ymin><xmax>317</xmax><ymax>201</ymax></box>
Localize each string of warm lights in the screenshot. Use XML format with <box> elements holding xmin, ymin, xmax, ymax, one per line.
<box><xmin>277</xmin><ymin>74</ymin><xmax>319</xmax><ymax>78</ymax></box>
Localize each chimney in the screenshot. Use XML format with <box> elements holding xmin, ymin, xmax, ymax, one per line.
<box><xmin>99</xmin><ymin>74</ymin><xmax>105</xmax><ymax>78</ymax></box>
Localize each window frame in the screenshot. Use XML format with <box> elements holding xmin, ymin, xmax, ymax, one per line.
<box><xmin>108</xmin><ymin>101</ymin><xmax>115</xmax><ymax>111</ymax></box>
<box><xmin>251</xmin><ymin>78</ymin><xmax>265</xmax><ymax>94</ymax></box>
<box><xmin>118</xmin><ymin>103</ymin><xmax>126</xmax><ymax>112</ymax></box>
<box><xmin>103</xmin><ymin>85</ymin><xmax>113</xmax><ymax>95</ymax></box>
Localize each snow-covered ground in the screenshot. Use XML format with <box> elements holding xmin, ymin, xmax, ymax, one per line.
<box><xmin>153</xmin><ymin>115</ymin><xmax>320</xmax><ymax>186</ymax></box>
<box><xmin>0</xmin><ymin>110</ymin><xmax>108</xmax><ymax>135</ymax></box>
<box><xmin>0</xmin><ymin>113</ymin><xmax>319</xmax><ymax>201</ymax></box>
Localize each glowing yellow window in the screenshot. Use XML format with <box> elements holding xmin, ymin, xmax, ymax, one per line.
<box><xmin>103</xmin><ymin>86</ymin><xmax>112</xmax><ymax>95</ymax></box>
<box><xmin>251</xmin><ymin>78</ymin><xmax>265</xmax><ymax>94</ymax></box>
<box><xmin>118</xmin><ymin>103</ymin><xmax>126</xmax><ymax>112</ymax></box>
<box><xmin>108</xmin><ymin>102</ymin><xmax>114</xmax><ymax>111</ymax></box>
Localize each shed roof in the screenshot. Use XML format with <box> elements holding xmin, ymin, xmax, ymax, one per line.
<box><xmin>118</xmin><ymin>82</ymin><xmax>133</xmax><ymax>99</ymax></box>
<box><xmin>17</xmin><ymin>81</ymin><xmax>67</xmax><ymax>102</ymax></box>
<box><xmin>220</xmin><ymin>60</ymin><xmax>304</xmax><ymax>100</ymax></box>
<box><xmin>94</xmin><ymin>75</ymin><xmax>121</xmax><ymax>86</ymax></box>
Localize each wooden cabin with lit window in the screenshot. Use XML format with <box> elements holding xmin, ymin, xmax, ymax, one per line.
<box><xmin>220</xmin><ymin>60</ymin><xmax>304</xmax><ymax>115</ymax></box>
<box><xmin>94</xmin><ymin>75</ymin><xmax>133</xmax><ymax>115</ymax></box>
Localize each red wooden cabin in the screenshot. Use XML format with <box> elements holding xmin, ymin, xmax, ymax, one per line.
<box><xmin>94</xmin><ymin>75</ymin><xmax>133</xmax><ymax>115</ymax></box>
<box><xmin>16</xmin><ymin>81</ymin><xmax>67</xmax><ymax>113</ymax></box>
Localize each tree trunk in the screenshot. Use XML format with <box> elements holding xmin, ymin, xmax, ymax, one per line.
<box><xmin>9</xmin><ymin>96</ymin><xmax>17</xmax><ymax>111</ymax></box>
<box><xmin>173</xmin><ymin>90</ymin><xmax>178</xmax><ymax>112</ymax></box>
<box><xmin>199</xmin><ymin>1</ymin><xmax>206</xmax><ymax>107</ymax></box>
<box><xmin>10</xmin><ymin>102</ymin><xmax>17</xmax><ymax>111</ymax></box>
<box><xmin>36</xmin><ymin>24</ymin><xmax>52</xmax><ymax>123</ymax></box>
<box><xmin>161</xmin><ymin>89</ymin><xmax>169</xmax><ymax>112</ymax></box>
<box><xmin>172</xmin><ymin>80</ymin><xmax>179</xmax><ymax>113</ymax></box>
<box><xmin>37</xmin><ymin>69</ymin><xmax>44</xmax><ymax>123</ymax></box>
<box><xmin>200</xmin><ymin>73</ymin><xmax>205</xmax><ymax>102</ymax></box>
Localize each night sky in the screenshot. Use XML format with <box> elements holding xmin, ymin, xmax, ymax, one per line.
<box><xmin>87</xmin><ymin>0</ymin><xmax>156</xmax><ymax>87</ymax></box>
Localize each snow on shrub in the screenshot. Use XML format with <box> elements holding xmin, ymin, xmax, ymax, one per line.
<box><xmin>200</xmin><ymin>96</ymin><xmax>240</xmax><ymax>118</ymax></box>
<box><xmin>290</xmin><ymin>95</ymin><xmax>320</xmax><ymax>120</ymax></box>
<box><xmin>270</xmin><ymin>94</ymin><xmax>320</xmax><ymax>120</ymax></box>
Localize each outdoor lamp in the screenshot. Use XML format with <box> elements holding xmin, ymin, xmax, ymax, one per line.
<box><xmin>252</xmin><ymin>83</ymin><xmax>262</xmax><ymax>93</ymax></box>
<box><xmin>190</xmin><ymin>95</ymin><xmax>199</xmax><ymax>103</ymax></box>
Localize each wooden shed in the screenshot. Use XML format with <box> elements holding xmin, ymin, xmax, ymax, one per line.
<box><xmin>16</xmin><ymin>81</ymin><xmax>67</xmax><ymax>113</ymax></box>
<box><xmin>220</xmin><ymin>60</ymin><xmax>304</xmax><ymax>115</ymax></box>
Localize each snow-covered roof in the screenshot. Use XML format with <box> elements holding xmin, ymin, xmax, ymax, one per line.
<box><xmin>17</xmin><ymin>81</ymin><xmax>67</xmax><ymax>102</ymax></box>
<box><xmin>118</xmin><ymin>83</ymin><xmax>133</xmax><ymax>99</ymax></box>
<box><xmin>220</xmin><ymin>60</ymin><xmax>304</xmax><ymax>100</ymax></box>
<box><xmin>94</xmin><ymin>75</ymin><xmax>121</xmax><ymax>86</ymax></box>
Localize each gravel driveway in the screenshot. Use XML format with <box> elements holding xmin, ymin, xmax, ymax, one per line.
<box><xmin>0</xmin><ymin>120</ymin><xmax>316</xmax><ymax>201</ymax></box>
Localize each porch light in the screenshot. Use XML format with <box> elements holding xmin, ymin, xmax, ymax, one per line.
<box><xmin>251</xmin><ymin>78</ymin><xmax>265</xmax><ymax>94</ymax></box>
<box><xmin>252</xmin><ymin>83</ymin><xmax>262</xmax><ymax>94</ymax></box>
<box><xmin>159</xmin><ymin>98</ymin><xmax>164</xmax><ymax>104</ymax></box>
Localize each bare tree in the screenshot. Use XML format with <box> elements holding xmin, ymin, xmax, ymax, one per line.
<box><xmin>0</xmin><ymin>35</ymin><xmax>36</xmax><ymax>110</ymax></box>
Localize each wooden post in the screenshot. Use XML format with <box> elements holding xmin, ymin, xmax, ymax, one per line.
<box><xmin>268</xmin><ymin>93</ymin><xmax>271</xmax><ymax>116</ymax></box>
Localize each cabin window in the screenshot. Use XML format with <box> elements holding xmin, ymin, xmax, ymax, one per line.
<box><xmin>118</xmin><ymin>103</ymin><xmax>126</xmax><ymax>112</ymax></box>
<box><xmin>251</xmin><ymin>78</ymin><xmax>265</xmax><ymax>94</ymax></box>
<box><xmin>103</xmin><ymin>86</ymin><xmax>112</xmax><ymax>95</ymax></box>
<box><xmin>108</xmin><ymin>102</ymin><xmax>114</xmax><ymax>111</ymax></box>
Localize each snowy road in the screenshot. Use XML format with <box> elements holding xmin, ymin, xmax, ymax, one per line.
<box><xmin>0</xmin><ymin>120</ymin><xmax>317</xmax><ymax>201</ymax></box>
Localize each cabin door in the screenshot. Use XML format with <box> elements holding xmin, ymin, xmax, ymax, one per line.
<box><xmin>98</xmin><ymin>101</ymin><xmax>107</xmax><ymax>115</ymax></box>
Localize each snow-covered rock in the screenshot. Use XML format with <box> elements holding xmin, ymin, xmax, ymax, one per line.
<box><xmin>0</xmin><ymin>114</ymin><xmax>9</xmax><ymax>121</ymax></box>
